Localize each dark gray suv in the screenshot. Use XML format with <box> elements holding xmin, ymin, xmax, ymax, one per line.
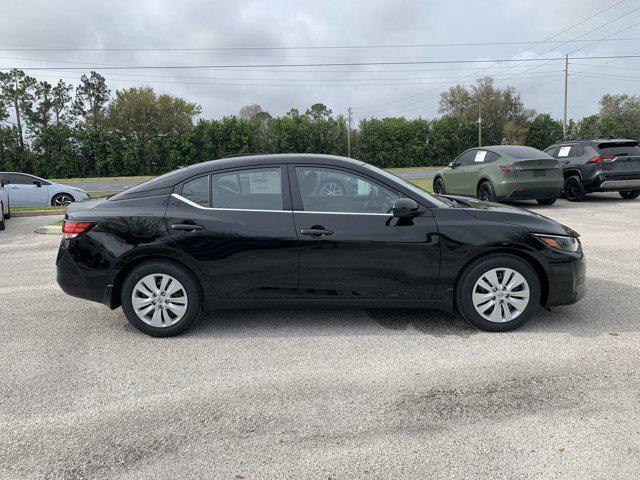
<box><xmin>544</xmin><ymin>138</ymin><xmax>640</xmax><ymax>201</ymax></box>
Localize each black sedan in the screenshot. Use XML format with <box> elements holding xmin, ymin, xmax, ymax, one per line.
<box><xmin>56</xmin><ymin>154</ymin><xmax>586</xmax><ymax>336</ymax></box>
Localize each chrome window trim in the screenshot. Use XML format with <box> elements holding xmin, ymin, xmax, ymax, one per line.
<box><xmin>172</xmin><ymin>193</ymin><xmax>392</xmax><ymax>216</ymax></box>
<box><xmin>171</xmin><ymin>193</ymin><xmax>288</xmax><ymax>213</ymax></box>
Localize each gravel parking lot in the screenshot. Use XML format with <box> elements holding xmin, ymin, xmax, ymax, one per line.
<box><xmin>1</xmin><ymin>194</ymin><xmax>639</xmax><ymax>479</ymax></box>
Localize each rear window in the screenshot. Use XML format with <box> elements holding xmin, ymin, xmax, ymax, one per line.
<box><xmin>596</xmin><ymin>142</ymin><xmax>640</xmax><ymax>157</ymax></box>
<box><xmin>492</xmin><ymin>146</ymin><xmax>551</xmax><ymax>159</ymax></box>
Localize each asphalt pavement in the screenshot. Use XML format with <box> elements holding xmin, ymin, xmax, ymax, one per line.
<box><xmin>63</xmin><ymin>169</ymin><xmax>437</xmax><ymax>193</ymax></box>
<box><xmin>1</xmin><ymin>194</ymin><xmax>639</xmax><ymax>479</ymax></box>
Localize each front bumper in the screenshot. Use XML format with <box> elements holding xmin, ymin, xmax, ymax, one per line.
<box><xmin>545</xmin><ymin>251</ymin><xmax>586</xmax><ymax>307</ymax></box>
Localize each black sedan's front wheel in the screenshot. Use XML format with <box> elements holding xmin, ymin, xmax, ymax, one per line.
<box><xmin>456</xmin><ymin>254</ymin><xmax>541</xmax><ymax>332</ymax></box>
<box><xmin>121</xmin><ymin>261</ymin><xmax>202</xmax><ymax>337</ymax></box>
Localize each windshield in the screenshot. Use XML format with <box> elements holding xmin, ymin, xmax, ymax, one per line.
<box><xmin>363</xmin><ymin>164</ymin><xmax>449</xmax><ymax>208</ymax></box>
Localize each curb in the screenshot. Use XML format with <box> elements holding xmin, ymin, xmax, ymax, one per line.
<box><xmin>35</xmin><ymin>225</ymin><xmax>63</xmax><ymax>235</ymax></box>
<box><xmin>13</xmin><ymin>209</ymin><xmax>66</xmax><ymax>217</ymax></box>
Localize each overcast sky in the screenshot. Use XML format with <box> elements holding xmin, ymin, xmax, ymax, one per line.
<box><xmin>0</xmin><ymin>0</ymin><xmax>638</xmax><ymax>123</ymax></box>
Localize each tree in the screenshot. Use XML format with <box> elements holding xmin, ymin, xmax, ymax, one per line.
<box><xmin>52</xmin><ymin>80</ymin><xmax>74</xmax><ymax>125</ymax></box>
<box><xmin>0</xmin><ymin>69</ymin><xmax>37</xmax><ymax>148</ymax></box>
<box><xmin>306</xmin><ymin>103</ymin><xmax>332</xmax><ymax>121</ymax></box>
<box><xmin>73</xmin><ymin>71</ymin><xmax>110</xmax><ymax>127</ymax></box>
<box><xmin>239</xmin><ymin>104</ymin><xmax>271</xmax><ymax>123</ymax></box>
<box><xmin>439</xmin><ymin>76</ymin><xmax>535</xmax><ymax>145</ymax></box>
<box><xmin>524</xmin><ymin>114</ymin><xmax>563</xmax><ymax>150</ymax></box>
<box><xmin>599</xmin><ymin>94</ymin><xmax>640</xmax><ymax>139</ymax></box>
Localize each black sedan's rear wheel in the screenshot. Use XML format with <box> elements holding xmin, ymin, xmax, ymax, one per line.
<box><xmin>477</xmin><ymin>181</ymin><xmax>496</xmax><ymax>202</ymax></box>
<box><xmin>619</xmin><ymin>189</ymin><xmax>640</xmax><ymax>200</ymax></box>
<box><xmin>536</xmin><ymin>198</ymin><xmax>557</xmax><ymax>206</ymax></box>
<box><xmin>433</xmin><ymin>177</ymin><xmax>445</xmax><ymax>195</ymax></box>
<box><xmin>456</xmin><ymin>254</ymin><xmax>541</xmax><ymax>332</ymax></box>
<box><xmin>121</xmin><ymin>261</ymin><xmax>202</xmax><ymax>337</ymax></box>
<box><xmin>564</xmin><ymin>175</ymin><xmax>585</xmax><ymax>202</ymax></box>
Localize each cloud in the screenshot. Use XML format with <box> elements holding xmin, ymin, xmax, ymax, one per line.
<box><xmin>0</xmin><ymin>0</ymin><xmax>638</xmax><ymax>122</ymax></box>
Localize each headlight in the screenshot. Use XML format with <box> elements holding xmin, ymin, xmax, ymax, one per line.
<box><xmin>534</xmin><ymin>234</ymin><xmax>580</xmax><ymax>252</ymax></box>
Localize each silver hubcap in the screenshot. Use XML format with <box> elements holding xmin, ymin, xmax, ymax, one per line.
<box><xmin>319</xmin><ymin>183</ymin><xmax>343</xmax><ymax>196</ymax></box>
<box><xmin>472</xmin><ymin>267</ymin><xmax>530</xmax><ymax>323</ymax></box>
<box><xmin>131</xmin><ymin>274</ymin><xmax>188</xmax><ymax>328</ymax></box>
<box><xmin>54</xmin><ymin>195</ymin><xmax>73</xmax><ymax>206</ymax></box>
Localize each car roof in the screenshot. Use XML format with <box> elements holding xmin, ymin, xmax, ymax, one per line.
<box><xmin>549</xmin><ymin>138</ymin><xmax>637</xmax><ymax>146</ymax></box>
<box><xmin>116</xmin><ymin>154</ymin><xmax>366</xmax><ymax>197</ymax></box>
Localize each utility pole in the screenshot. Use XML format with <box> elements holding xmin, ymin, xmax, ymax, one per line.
<box><xmin>347</xmin><ymin>106</ymin><xmax>353</xmax><ymax>157</ymax></box>
<box><xmin>477</xmin><ymin>103</ymin><xmax>482</xmax><ymax>147</ymax></box>
<box><xmin>563</xmin><ymin>54</ymin><xmax>569</xmax><ymax>139</ymax></box>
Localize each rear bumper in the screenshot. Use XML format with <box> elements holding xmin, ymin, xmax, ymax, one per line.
<box><xmin>56</xmin><ymin>243</ymin><xmax>112</xmax><ymax>306</ymax></box>
<box><xmin>498</xmin><ymin>187</ymin><xmax>563</xmax><ymax>201</ymax></box>
<box><xmin>546</xmin><ymin>251</ymin><xmax>586</xmax><ymax>307</ymax></box>
<box><xmin>598</xmin><ymin>178</ymin><xmax>640</xmax><ymax>190</ymax></box>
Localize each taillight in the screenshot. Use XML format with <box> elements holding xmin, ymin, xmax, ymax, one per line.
<box><xmin>500</xmin><ymin>164</ymin><xmax>523</xmax><ymax>173</ymax></box>
<box><xmin>62</xmin><ymin>221</ymin><xmax>93</xmax><ymax>239</ymax></box>
<box><xmin>588</xmin><ymin>156</ymin><xmax>614</xmax><ymax>163</ymax></box>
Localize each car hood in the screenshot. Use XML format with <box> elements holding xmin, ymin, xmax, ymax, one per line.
<box><xmin>441</xmin><ymin>195</ymin><xmax>579</xmax><ymax>237</ymax></box>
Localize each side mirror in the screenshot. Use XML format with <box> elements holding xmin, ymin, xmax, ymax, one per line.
<box><xmin>33</xmin><ymin>180</ymin><xmax>42</xmax><ymax>188</ymax></box>
<box><xmin>392</xmin><ymin>198</ymin><xmax>420</xmax><ymax>218</ymax></box>
<box><xmin>448</xmin><ymin>162</ymin><xmax>456</xmax><ymax>169</ymax></box>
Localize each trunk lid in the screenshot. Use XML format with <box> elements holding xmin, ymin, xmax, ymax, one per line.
<box><xmin>596</xmin><ymin>141</ymin><xmax>640</xmax><ymax>175</ymax></box>
<box><xmin>511</xmin><ymin>158</ymin><xmax>562</xmax><ymax>182</ymax></box>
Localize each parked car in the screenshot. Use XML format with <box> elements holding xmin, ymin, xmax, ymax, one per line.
<box><xmin>544</xmin><ymin>138</ymin><xmax>640</xmax><ymax>201</ymax></box>
<box><xmin>433</xmin><ymin>146</ymin><xmax>563</xmax><ymax>205</ymax></box>
<box><xmin>0</xmin><ymin>178</ymin><xmax>9</xmax><ymax>231</ymax></box>
<box><xmin>0</xmin><ymin>172</ymin><xmax>90</xmax><ymax>207</ymax></box>
<box><xmin>56</xmin><ymin>154</ymin><xmax>585</xmax><ymax>337</ymax></box>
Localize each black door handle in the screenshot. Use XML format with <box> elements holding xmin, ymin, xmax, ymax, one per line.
<box><xmin>300</xmin><ymin>228</ymin><xmax>333</xmax><ymax>237</ymax></box>
<box><xmin>171</xmin><ymin>223</ymin><xmax>205</xmax><ymax>232</ymax></box>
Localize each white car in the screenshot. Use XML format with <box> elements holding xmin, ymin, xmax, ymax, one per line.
<box><xmin>0</xmin><ymin>178</ymin><xmax>9</xmax><ymax>230</ymax></box>
<box><xmin>0</xmin><ymin>172</ymin><xmax>90</xmax><ymax>207</ymax></box>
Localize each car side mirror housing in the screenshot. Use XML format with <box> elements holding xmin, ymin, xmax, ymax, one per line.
<box><xmin>392</xmin><ymin>198</ymin><xmax>420</xmax><ymax>218</ymax></box>
<box><xmin>33</xmin><ymin>180</ymin><xmax>42</xmax><ymax>187</ymax></box>
<box><xmin>448</xmin><ymin>162</ymin><xmax>456</xmax><ymax>168</ymax></box>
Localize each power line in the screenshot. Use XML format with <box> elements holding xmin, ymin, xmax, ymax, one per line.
<box><xmin>2</xmin><ymin>36</ymin><xmax>640</xmax><ymax>51</ymax></box>
<box><xmin>355</xmin><ymin>0</ymin><xmax>631</xmax><ymax>113</ymax></box>
<box><xmin>2</xmin><ymin>55</ymin><xmax>639</xmax><ymax>72</ymax></box>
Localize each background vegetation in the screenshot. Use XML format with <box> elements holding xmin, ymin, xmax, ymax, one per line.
<box><xmin>1</xmin><ymin>69</ymin><xmax>640</xmax><ymax>178</ymax></box>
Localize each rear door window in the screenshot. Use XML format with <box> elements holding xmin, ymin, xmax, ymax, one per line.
<box><xmin>181</xmin><ymin>176</ymin><xmax>210</xmax><ymax>207</ymax></box>
<box><xmin>211</xmin><ymin>167</ymin><xmax>282</xmax><ymax>211</ymax></box>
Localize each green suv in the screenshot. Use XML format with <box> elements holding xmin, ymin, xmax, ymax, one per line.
<box><xmin>433</xmin><ymin>145</ymin><xmax>563</xmax><ymax>205</ymax></box>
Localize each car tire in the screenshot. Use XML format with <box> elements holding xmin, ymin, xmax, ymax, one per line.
<box><xmin>619</xmin><ymin>189</ymin><xmax>640</xmax><ymax>200</ymax></box>
<box><xmin>433</xmin><ymin>177</ymin><xmax>445</xmax><ymax>195</ymax></box>
<box><xmin>536</xmin><ymin>198</ymin><xmax>557</xmax><ymax>206</ymax></box>
<box><xmin>476</xmin><ymin>181</ymin><xmax>496</xmax><ymax>202</ymax></box>
<box><xmin>51</xmin><ymin>193</ymin><xmax>76</xmax><ymax>207</ymax></box>
<box><xmin>0</xmin><ymin>202</ymin><xmax>5</xmax><ymax>231</ymax></box>
<box><xmin>121</xmin><ymin>260</ymin><xmax>203</xmax><ymax>337</ymax></box>
<box><xmin>564</xmin><ymin>175</ymin><xmax>585</xmax><ymax>202</ymax></box>
<box><xmin>456</xmin><ymin>254</ymin><xmax>541</xmax><ymax>332</ymax></box>
<box><xmin>4</xmin><ymin>201</ymin><xmax>10</xmax><ymax>220</ymax></box>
